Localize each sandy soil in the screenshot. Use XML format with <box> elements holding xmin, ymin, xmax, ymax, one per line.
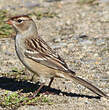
<box><xmin>0</xmin><ymin>0</ymin><xmax>109</xmax><ymax>110</ymax></box>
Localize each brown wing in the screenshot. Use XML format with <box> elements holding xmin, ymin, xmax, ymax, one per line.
<box><xmin>24</xmin><ymin>36</ymin><xmax>71</xmax><ymax>73</ymax></box>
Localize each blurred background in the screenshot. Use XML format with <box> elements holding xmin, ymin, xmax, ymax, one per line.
<box><xmin>0</xmin><ymin>0</ymin><xmax>109</xmax><ymax>39</ymax></box>
<box><xmin>0</xmin><ymin>0</ymin><xmax>108</xmax><ymax>10</ymax></box>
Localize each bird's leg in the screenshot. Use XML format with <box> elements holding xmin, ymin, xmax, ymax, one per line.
<box><xmin>48</xmin><ymin>77</ymin><xmax>54</xmax><ymax>87</ymax></box>
<box><xmin>43</xmin><ymin>77</ymin><xmax>54</xmax><ymax>95</ymax></box>
<box><xmin>33</xmin><ymin>83</ymin><xmax>45</xmax><ymax>97</ymax></box>
<box><xmin>32</xmin><ymin>78</ymin><xmax>54</xmax><ymax>97</ymax></box>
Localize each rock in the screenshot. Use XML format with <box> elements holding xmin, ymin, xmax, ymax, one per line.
<box><xmin>100</xmin><ymin>0</ymin><xmax>109</xmax><ymax>3</ymax></box>
<box><xmin>0</xmin><ymin>106</ymin><xmax>4</xmax><ymax>110</ymax></box>
<box><xmin>53</xmin><ymin>37</ymin><xmax>61</xmax><ymax>43</ymax></box>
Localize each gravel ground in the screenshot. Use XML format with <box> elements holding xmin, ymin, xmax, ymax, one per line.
<box><xmin>0</xmin><ymin>0</ymin><xmax>109</xmax><ymax>110</ymax></box>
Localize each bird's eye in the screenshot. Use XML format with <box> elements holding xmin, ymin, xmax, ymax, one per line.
<box><xmin>17</xmin><ymin>19</ymin><xmax>23</xmax><ymax>23</ymax></box>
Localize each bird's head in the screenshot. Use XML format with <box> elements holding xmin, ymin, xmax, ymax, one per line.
<box><xmin>7</xmin><ymin>15</ymin><xmax>37</xmax><ymax>34</ymax></box>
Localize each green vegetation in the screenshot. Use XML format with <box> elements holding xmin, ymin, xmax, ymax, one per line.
<box><xmin>31</xmin><ymin>11</ymin><xmax>58</xmax><ymax>20</ymax></box>
<box><xmin>0</xmin><ymin>10</ymin><xmax>13</xmax><ymax>38</ymax></box>
<box><xmin>0</xmin><ymin>92</ymin><xmax>50</xmax><ymax>109</ymax></box>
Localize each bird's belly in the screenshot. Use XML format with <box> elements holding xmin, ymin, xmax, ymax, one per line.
<box><xmin>23</xmin><ymin>57</ymin><xmax>57</xmax><ymax>78</ymax></box>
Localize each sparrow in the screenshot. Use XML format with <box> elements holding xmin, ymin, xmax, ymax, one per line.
<box><xmin>6</xmin><ymin>15</ymin><xmax>108</xmax><ymax>98</ymax></box>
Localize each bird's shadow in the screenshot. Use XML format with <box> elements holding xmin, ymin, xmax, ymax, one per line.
<box><xmin>0</xmin><ymin>76</ymin><xmax>100</xmax><ymax>99</ymax></box>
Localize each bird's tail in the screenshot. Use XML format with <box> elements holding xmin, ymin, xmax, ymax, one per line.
<box><xmin>68</xmin><ymin>75</ymin><xmax>109</xmax><ymax>98</ymax></box>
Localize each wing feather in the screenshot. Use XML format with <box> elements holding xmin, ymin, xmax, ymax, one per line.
<box><xmin>24</xmin><ymin>36</ymin><xmax>70</xmax><ymax>72</ymax></box>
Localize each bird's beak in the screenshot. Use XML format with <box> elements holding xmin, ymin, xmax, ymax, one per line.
<box><xmin>6</xmin><ymin>19</ymin><xmax>12</xmax><ymax>25</ymax></box>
